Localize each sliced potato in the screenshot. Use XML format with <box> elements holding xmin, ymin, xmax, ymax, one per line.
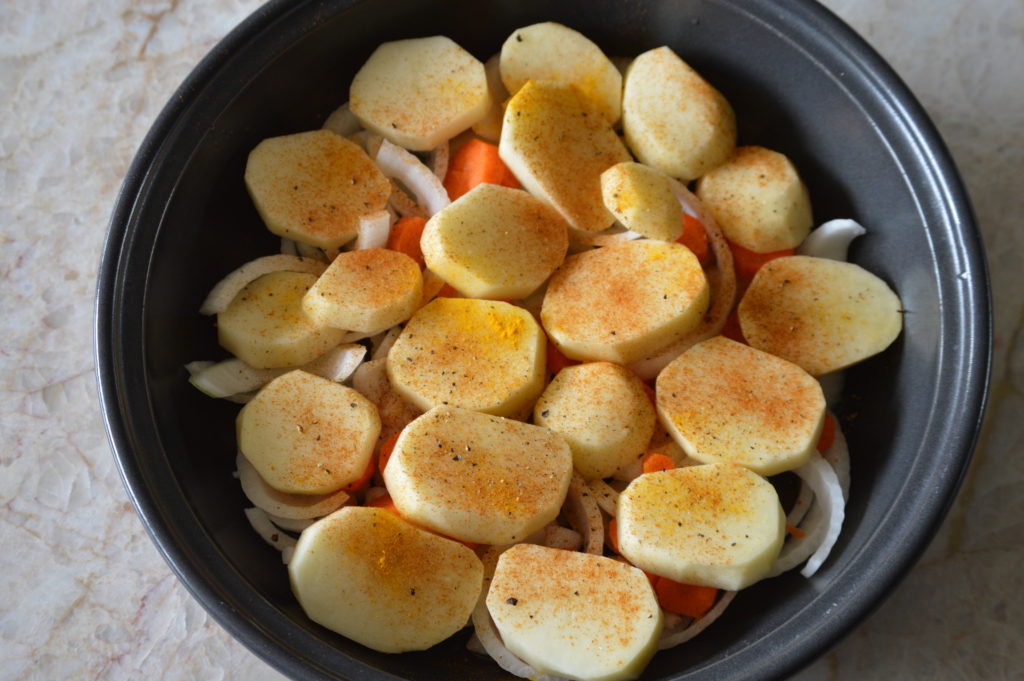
<box><xmin>383</xmin><ymin>406</ymin><xmax>573</xmax><ymax>544</ymax></box>
<box><xmin>657</xmin><ymin>336</ymin><xmax>825</xmax><ymax>476</ymax></box>
<box><xmin>534</xmin><ymin>362</ymin><xmax>656</xmax><ymax>480</ymax></box>
<box><xmin>617</xmin><ymin>463</ymin><xmax>785</xmax><ymax>590</ymax></box>
<box><xmin>386</xmin><ymin>298</ymin><xmax>546</xmax><ymax>417</ymax></box>
<box><xmin>738</xmin><ymin>255</ymin><xmax>903</xmax><ymax>375</ymax></box>
<box><xmin>499</xmin><ymin>22</ymin><xmax>622</xmax><ymax>124</ymax></box>
<box><xmin>696</xmin><ymin>146</ymin><xmax>812</xmax><ymax>252</ymax></box>
<box><xmin>303</xmin><ymin>248</ymin><xmax>422</xmax><ymax>333</ymax></box>
<box><xmin>218</xmin><ymin>271</ymin><xmax>346</xmax><ymax>369</ymax></box>
<box><xmin>499</xmin><ymin>80</ymin><xmax>631</xmax><ymax>233</ymax></box>
<box><xmin>349</xmin><ymin>36</ymin><xmax>490</xmax><ymax>151</ymax></box>
<box><xmin>421</xmin><ymin>183</ymin><xmax>569</xmax><ymax>299</ymax></box>
<box><xmin>600</xmin><ymin>162</ymin><xmax>683</xmax><ymax>241</ymax></box>
<box><xmin>289</xmin><ymin>506</ymin><xmax>483</xmax><ymax>653</ymax></box>
<box><xmin>486</xmin><ymin>544</ymin><xmax>661</xmax><ymax>681</ymax></box>
<box><xmin>540</xmin><ymin>240</ymin><xmax>709</xmax><ymax>365</ymax></box>
<box><xmin>350</xmin><ymin>358</ymin><xmax>423</xmax><ymax>443</ymax></box>
<box><xmin>472</xmin><ymin>54</ymin><xmax>508</xmax><ymax>142</ymax></box>
<box><xmin>621</xmin><ymin>47</ymin><xmax>736</xmax><ymax>182</ymax></box>
<box><xmin>245</xmin><ymin>130</ymin><xmax>390</xmax><ymax>249</ymax></box>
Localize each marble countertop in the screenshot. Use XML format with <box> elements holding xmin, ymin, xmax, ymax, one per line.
<box><xmin>1</xmin><ymin>0</ymin><xmax>1020</xmax><ymax>679</ymax></box>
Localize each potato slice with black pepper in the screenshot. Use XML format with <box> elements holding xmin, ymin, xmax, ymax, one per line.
<box><xmin>387</xmin><ymin>298</ymin><xmax>546</xmax><ymax>417</ymax></box>
<box><xmin>656</xmin><ymin>336</ymin><xmax>825</xmax><ymax>476</ymax></box>
<box><xmin>738</xmin><ymin>255</ymin><xmax>903</xmax><ymax>375</ymax></box>
<box><xmin>534</xmin><ymin>362</ymin><xmax>655</xmax><ymax>480</ymax></box>
<box><xmin>600</xmin><ymin>162</ymin><xmax>683</xmax><ymax>242</ymax></box>
<box><xmin>383</xmin><ymin>406</ymin><xmax>573</xmax><ymax>544</ymax></box>
<box><xmin>622</xmin><ymin>47</ymin><xmax>736</xmax><ymax>182</ymax></box>
<box><xmin>349</xmin><ymin>36</ymin><xmax>490</xmax><ymax>151</ymax></box>
<box><xmin>303</xmin><ymin>248</ymin><xmax>422</xmax><ymax>333</ymax></box>
<box><xmin>237</xmin><ymin>369</ymin><xmax>380</xmax><ymax>495</ymax></box>
<box><xmin>289</xmin><ymin>506</ymin><xmax>483</xmax><ymax>652</ymax></box>
<box><xmin>617</xmin><ymin>463</ymin><xmax>785</xmax><ymax>590</ymax></box>
<box><xmin>486</xmin><ymin>544</ymin><xmax>661</xmax><ymax>681</ymax></box>
<box><xmin>541</xmin><ymin>240</ymin><xmax>709</xmax><ymax>365</ymax></box>
<box><xmin>696</xmin><ymin>146</ymin><xmax>812</xmax><ymax>252</ymax></box>
<box><xmin>245</xmin><ymin>130</ymin><xmax>391</xmax><ymax>249</ymax></box>
<box><xmin>499</xmin><ymin>80</ymin><xmax>631</xmax><ymax>233</ymax></box>
<box><xmin>421</xmin><ymin>183</ymin><xmax>569</xmax><ymax>299</ymax></box>
<box><xmin>218</xmin><ymin>271</ymin><xmax>346</xmax><ymax>369</ymax></box>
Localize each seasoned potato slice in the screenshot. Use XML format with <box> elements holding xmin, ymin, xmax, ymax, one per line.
<box><xmin>237</xmin><ymin>370</ymin><xmax>380</xmax><ymax>494</ymax></box>
<box><xmin>421</xmin><ymin>183</ymin><xmax>569</xmax><ymax>299</ymax></box>
<box><xmin>499</xmin><ymin>22</ymin><xmax>622</xmax><ymax>124</ymax></box>
<box><xmin>499</xmin><ymin>80</ymin><xmax>631</xmax><ymax>233</ymax></box>
<box><xmin>387</xmin><ymin>298</ymin><xmax>545</xmax><ymax>417</ymax></box>
<box><xmin>302</xmin><ymin>248</ymin><xmax>422</xmax><ymax>333</ymax></box>
<box><xmin>696</xmin><ymin>146</ymin><xmax>812</xmax><ymax>252</ymax></box>
<box><xmin>600</xmin><ymin>162</ymin><xmax>683</xmax><ymax>241</ymax></box>
<box><xmin>617</xmin><ymin>463</ymin><xmax>785</xmax><ymax>590</ymax></box>
<box><xmin>349</xmin><ymin>36</ymin><xmax>490</xmax><ymax>151</ymax></box>
<box><xmin>738</xmin><ymin>255</ymin><xmax>903</xmax><ymax>375</ymax></box>
<box><xmin>534</xmin><ymin>362</ymin><xmax>656</xmax><ymax>480</ymax></box>
<box><xmin>622</xmin><ymin>47</ymin><xmax>736</xmax><ymax>182</ymax></box>
<box><xmin>487</xmin><ymin>544</ymin><xmax>661</xmax><ymax>681</ymax></box>
<box><xmin>289</xmin><ymin>506</ymin><xmax>483</xmax><ymax>653</ymax></box>
<box><xmin>541</xmin><ymin>240</ymin><xmax>709</xmax><ymax>365</ymax></box>
<box><xmin>657</xmin><ymin>337</ymin><xmax>825</xmax><ymax>476</ymax></box>
<box><xmin>245</xmin><ymin>130</ymin><xmax>390</xmax><ymax>249</ymax></box>
<box><xmin>218</xmin><ymin>271</ymin><xmax>346</xmax><ymax>369</ymax></box>
<box><xmin>383</xmin><ymin>406</ymin><xmax>573</xmax><ymax>544</ymax></box>
<box><xmin>472</xmin><ymin>54</ymin><xmax>508</xmax><ymax>142</ymax></box>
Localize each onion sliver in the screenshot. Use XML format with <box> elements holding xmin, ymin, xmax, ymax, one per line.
<box><xmin>322</xmin><ymin>102</ymin><xmax>362</xmax><ymax>137</ymax></box>
<box><xmin>389</xmin><ymin>181</ymin><xmax>428</xmax><ymax>218</ymax></box>
<box><xmin>657</xmin><ymin>590</ymin><xmax>737</xmax><ymax>650</ymax></box>
<box><xmin>244</xmin><ymin>507</ymin><xmax>298</xmax><ymax>564</ymax></box>
<box><xmin>568</xmin><ymin>224</ymin><xmax>645</xmax><ymax>250</ymax></box>
<box><xmin>470</xmin><ymin>595</ymin><xmax>565</xmax><ymax>681</ymax></box>
<box><xmin>374</xmin><ymin>139</ymin><xmax>450</xmax><ymax>217</ymax></box>
<box><xmin>431</xmin><ymin>141</ymin><xmax>450</xmax><ymax>181</ymax></box>
<box><xmin>370</xmin><ymin>325</ymin><xmax>402</xmax><ymax>361</ymax></box>
<box><xmin>266</xmin><ymin>514</ymin><xmax>314</xmax><ymax>532</ymax></box>
<box><xmin>352</xmin><ymin>210</ymin><xmax>392</xmax><ymax>250</ymax></box>
<box><xmin>587</xmin><ymin>478</ymin><xmax>620</xmax><ymax>517</ymax></box>
<box><xmin>236</xmin><ymin>453</ymin><xmax>349</xmax><ymax>520</ymax></box>
<box><xmin>188</xmin><ymin>358</ymin><xmax>284</xmax><ymax>397</ymax></box>
<box><xmin>303</xmin><ymin>343</ymin><xmax>367</xmax><ymax>382</ymax></box>
<box><xmin>797</xmin><ymin>452</ymin><xmax>845</xmax><ymax>577</ymax></box>
<box><xmin>563</xmin><ymin>473</ymin><xmax>604</xmax><ymax>554</ymax></box>
<box><xmin>822</xmin><ymin>415</ymin><xmax>851</xmax><ymax>501</ymax></box>
<box><xmin>199</xmin><ymin>255</ymin><xmax>327</xmax><ymax>315</ymax></box>
<box><xmin>798</xmin><ymin>218</ymin><xmax>866</xmax><ymax>261</ymax></box>
<box><xmin>543</xmin><ymin>525</ymin><xmax>583</xmax><ymax>551</ymax></box>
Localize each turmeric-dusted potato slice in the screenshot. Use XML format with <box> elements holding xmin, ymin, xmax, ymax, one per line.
<box><xmin>617</xmin><ymin>463</ymin><xmax>785</xmax><ymax>590</ymax></box>
<box><xmin>245</xmin><ymin>130</ymin><xmax>390</xmax><ymax>249</ymax></box>
<box><xmin>349</xmin><ymin>36</ymin><xmax>490</xmax><ymax>151</ymax></box>
<box><xmin>499</xmin><ymin>80</ymin><xmax>631</xmax><ymax>233</ymax></box>
<box><xmin>541</xmin><ymin>240</ymin><xmax>709</xmax><ymax>365</ymax></box>
<box><xmin>218</xmin><ymin>271</ymin><xmax>346</xmax><ymax>369</ymax></box>
<box><xmin>622</xmin><ymin>47</ymin><xmax>736</xmax><ymax>182</ymax></box>
<box><xmin>738</xmin><ymin>255</ymin><xmax>903</xmax><ymax>376</ymax></box>
<box><xmin>657</xmin><ymin>337</ymin><xmax>825</xmax><ymax>476</ymax></box>
<box><xmin>696</xmin><ymin>146</ymin><xmax>812</xmax><ymax>252</ymax></box>
<box><xmin>302</xmin><ymin>248</ymin><xmax>422</xmax><ymax>333</ymax></box>
<box><xmin>387</xmin><ymin>298</ymin><xmax>545</xmax><ymax>417</ymax></box>
<box><xmin>499</xmin><ymin>22</ymin><xmax>622</xmax><ymax>124</ymax></box>
<box><xmin>237</xmin><ymin>370</ymin><xmax>380</xmax><ymax>494</ymax></box>
<box><xmin>472</xmin><ymin>54</ymin><xmax>508</xmax><ymax>142</ymax></box>
<box><xmin>289</xmin><ymin>506</ymin><xmax>483</xmax><ymax>652</ymax></box>
<box><xmin>421</xmin><ymin>183</ymin><xmax>569</xmax><ymax>299</ymax></box>
<box><xmin>486</xmin><ymin>544</ymin><xmax>661</xmax><ymax>681</ymax></box>
<box><xmin>383</xmin><ymin>406</ymin><xmax>573</xmax><ymax>544</ymax></box>
<box><xmin>600</xmin><ymin>162</ymin><xmax>683</xmax><ymax>241</ymax></box>
<box><xmin>534</xmin><ymin>362</ymin><xmax>655</xmax><ymax>480</ymax></box>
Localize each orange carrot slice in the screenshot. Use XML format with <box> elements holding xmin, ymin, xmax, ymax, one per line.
<box><xmin>728</xmin><ymin>240</ymin><xmax>795</xmax><ymax>282</ymax></box>
<box><xmin>443</xmin><ymin>139</ymin><xmax>520</xmax><ymax>201</ymax></box>
<box><xmin>677</xmin><ymin>213</ymin><xmax>710</xmax><ymax>265</ymax></box>
<box><xmin>386</xmin><ymin>216</ymin><xmax>428</xmax><ymax>268</ymax></box>
<box><xmin>654</xmin><ymin>578</ymin><xmax>719</xmax><ymax>618</ymax></box>
<box><xmin>642</xmin><ymin>453</ymin><xmax>675</xmax><ymax>475</ymax></box>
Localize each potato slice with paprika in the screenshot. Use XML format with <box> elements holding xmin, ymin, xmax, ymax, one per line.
<box><xmin>600</xmin><ymin>162</ymin><xmax>684</xmax><ymax>242</ymax></box>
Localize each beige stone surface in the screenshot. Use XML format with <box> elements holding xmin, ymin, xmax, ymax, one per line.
<box><xmin>0</xmin><ymin>1</ymin><xmax>1019</xmax><ymax>679</ymax></box>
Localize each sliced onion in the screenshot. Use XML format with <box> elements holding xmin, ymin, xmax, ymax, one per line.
<box><xmin>265</xmin><ymin>513</ymin><xmax>315</xmax><ymax>532</ymax></box>
<box><xmin>587</xmin><ymin>478</ymin><xmax>620</xmax><ymax>517</ymax></box>
<box><xmin>348</xmin><ymin>130</ymin><xmax>383</xmax><ymax>158</ymax></box>
<box><xmin>188</xmin><ymin>358</ymin><xmax>284</xmax><ymax>397</ymax></box>
<box><xmin>389</xmin><ymin>181</ymin><xmax>429</xmax><ymax>218</ymax></box>
<box><xmin>798</xmin><ymin>218</ymin><xmax>866</xmax><ymax>261</ymax></box>
<box><xmin>236</xmin><ymin>453</ymin><xmax>349</xmax><ymax>520</ymax></box>
<box><xmin>543</xmin><ymin>524</ymin><xmax>583</xmax><ymax>551</ymax></box>
<box><xmin>785</xmin><ymin>479</ymin><xmax>814</xmax><ymax>529</ymax></box>
<box><xmin>294</xmin><ymin>240</ymin><xmax>329</xmax><ymax>262</ymax></box>
<box><xmin>657</xmin><ymin>590</ymin><xmax>737</xmax><ymax>650</ymax></box>
<box><xmin>244</xmin><ymin>507</ymin><xmax>298</xmax><ymax>564</ymax></box>
<box><xmin>280</xmin><ymin>238</ymin><xmax>299</xmax><ymax>256</ymax></box>
<box><xmin>374</xmin><ymin>138</ymin><xmax>450</xmax><ymax>216</ymax></box>
<box><xmin>568</xmin><ymin>224</ymin><xmax>646</xmax><ymax>250</ymax></box>
<box><xmin>371</xmin><ymin>325</ymin><xmax>402</xmax><ymax>361</ymax></box>
<box><xmin>471</xmin><ymin>597</ymin><xmax>543</xmax><ymax>680</ymax></box>
<box><xmin>303</xmin><ymin>343</ymin><xmax>367</xmax><ymax>383</ymax></box>
<box><xmin>199</xmin><ymin>255</ymin><xmax>327</xmax><ymax>315</ymax></box>
<box><xmin>352</xmin><ymin>210</ymin><xmax>392</xmax><ymax>250</ymax></box>
<box><xmin>431</xmin><ymin>141</ymin><xmax>450</xmax><ymax>181</ymax></box>
<box><xmin>822</xmin><ymin>415</ymin><xmax>851</xmax><ymax>501</ymax></box>
<box><xmin>769</xmin><ymin>452</ymin><xmax>845</xmax><ymax>577</ymax></box>
<box><xmin>563</xmin><ymin>472</ymin><xmax>604</xmax><ymax>554</ymax></box>
<box><xmin>322</xmin><ymin>102</ymin><xmax>363</xmax><ymax>137</ymax></box>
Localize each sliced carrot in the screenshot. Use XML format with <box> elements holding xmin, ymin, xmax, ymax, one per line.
<box><xmin>728</xmin><ymin>240</ymin><xmax>795</xmax><ymax>282</ymax></box>
<box><xmin>643</xmin><ymin>571</ymin><xmax>660</xmax><ymax>588</ymax></box>
<box><xmin>366</xmin><ymin>492</ymin><xmax>399</xmax><ymax>515</ymax></box>
<box><xmin>342</xmin><ymin>455</ymin><xmax>377</xmax><ymax>493</ymax></box>
<box><xmin>654</xmin><ymin>578</ymin><xmax>719</xmax><ymax>618</ymax></box>
<box><xmin>546</xmin><ymin>341</ymin><xmax>578</xmax><ymax>377</ymax></box>
<box><xmin>436</xmin><ymin>283</ymin><xmax>461</xmax><ymax>298</ymax></box>
<box><xmin>443</xmin><ymin>139</ymin><xmax>520</xmax><ymax>201</ymax></box>
<box><xmin>378</xmin><ymin>432</ymin><xmax>400</xmax><ymax>476</ymax></box>
<box><xmin>816</xmin><ymin>412</ymin><xmax>837</xmax><ymax>453</ymax></box>
<box><xmin>721</xmin><ymin>308</ymin><xmax>746</xmax><ymax>344</ymax></box>
<box><xmin>786</xmin><ymin>523</ymin><xmax>807</xmax><ymax>538</ymax></box>
<box><xmin>607</xmin><ymin>517</ymin><xmax>621</xmax><ymax>555</ymax></box>
<box><xmin>642</xmin><ymin>452</ymin><xmax>675</xmax><ymax>474</ymax></box>
<box><xmin>677</xmin><ymin>213</ymin><xmax>710</xmax><ymax>265</ymax></box>
<box><xmin>386</xmin><ymin>216</ymin><xmax>428</xmax><ymax>268</ymax></box>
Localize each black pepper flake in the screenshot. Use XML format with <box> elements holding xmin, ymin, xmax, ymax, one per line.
<box><xmin>410</xmin><ymin>588</ymin><xmax>416</xmax><ymax>596</ymax></box>
<box><xmin>350</xmin><ymin>403</ymin><xmax>356</xmax><ymax>408</ymax></box>
<box><xmin>516</xmin><ymin>33</ymin><xmax>523</xmax><ymax>42</ymax></box>
<box><xmin>452</xmin><ymin>455</ymin><xmax>461</xmax><ymax>461</ymax></box>
<box><xmin>391</xmin><ymin>122</ymin><xmax>397</xmax><ymax>128</ymax></box>
<box><xmin>541</xmin><ymin>410</ymin><xmax>550</xmax><ymax>417</ymax></box>
<box><xmin>506</xmin><ymin>597</ymin><xmax>518</xmax><ymax>605</ymax></box>
<box><xmin>573</xmin><ymin>590</ymin><xmax>579</xmax><ymax>596</ymax></box>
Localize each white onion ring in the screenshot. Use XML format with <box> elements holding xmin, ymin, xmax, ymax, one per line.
<box><xmin>431</xmin><ymin>141</ymin><xmax>450</xmax><ymax>182</ymax></box>
<box><xmin>280</xmin><ymin>238</ymin><xmax>299</xmax><ymax>256</ymax></box>
<box><xmin>244</xmin><ymin>507</ymin><xmax>298</xmax><ymax>564</ymax></box>
<box><xmin>822</xmin><ymin>415</ymin><xmax>851</xmax><ymax>501</ymax></box>
<box><xmin>656</xmin><ymin>590</ymin><xmax>737</xmax><ymax>650</ymax></box>
<box><xmin>587</xmin><ymin>478</ymin><xmax>620</xmax><ymax>517</ymax></box>
<box><xmin>389</xmin><ymin>181</ymin><xmax>429</xmax><ymax>218</ymax></box>
<box><xmin>374</xmin><ymin>139</ymin><xmax>450</xmax><ymax>217</ymax></box>
<box><xmin>322</xmin><ymin>102</ymin><xmax>363</xmax><ymax>137</ymax></box>
<box><xmin>543</xmin><ymin>525</ymin><xmax>583</xmax><ymax>551</ymax></box>
<box><xmin>199</xmin><ymin>255</ymin><xmax>327</xmax><ymax>315</ymax></box>
<box><xmin>236</xmin><ymin>453</ymin><xmax>349</xmax><ymax>520</ymax></box>
<box><xmin>370</xmin><ymin>325</ymin><xmax>402</xmax><ymax>361</ymax></box>
<box><xmin>769</xmin><ymin>451</ymin><xmax>845</xmax><ymax>577</ymax></box>
<box><xmin>798</xmin><ymin>218</ymin><xmax>866</xmax><ymax>261</ymax></box>
<box><xmin>352</xmin><ymin>210</ymin><xmax>392</xmax><ymax>250</ymax></box>
<box><xmin>294</xmin><ymin>240</ymin><xmax>328</xmax><ymax>262</ymax></box>
<box><xmin>568</xmin><ymin>224</ymin><xmax>646</xmax><ymax>250</ymax></box>
<box><xmin>563</xmin><ymin>473</ymin><xmax>604</xmax><ymax>554</ymax></box>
